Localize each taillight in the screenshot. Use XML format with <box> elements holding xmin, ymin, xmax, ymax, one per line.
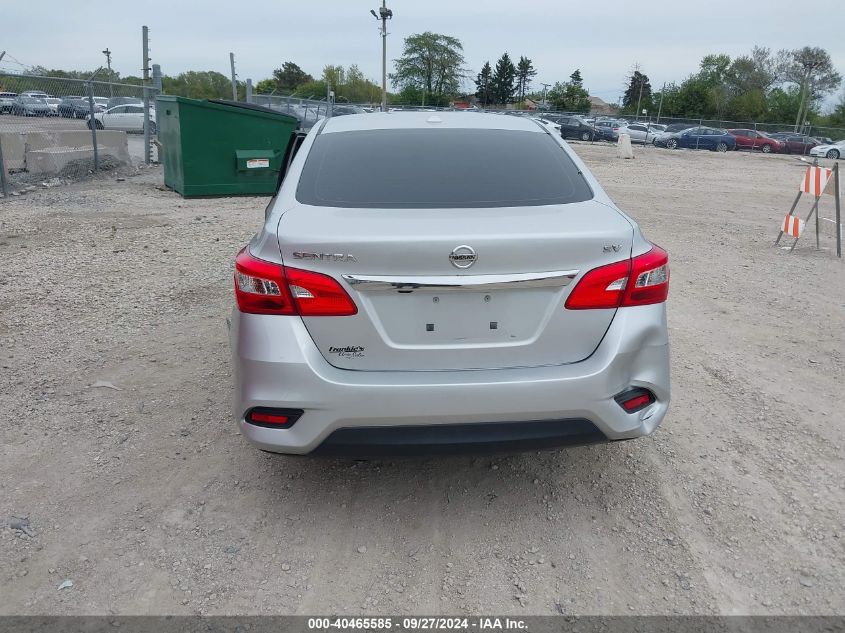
<box><xmin>565</xmin><ymin>245</ymin><xmax>669</xmax><ymax>310</ymax></box>
<box><xmin>235</xmin><ymin>248</ymin><xmax>294</xmax><ymax>315</ymax></box>
<box><xmin>234</xmin><ymin>248</ymin><xmax>357</xmax><ymax>316</ymax></box>
<box><xmin>286</xmin><ymin>266</ymin><xmax>358</xmax><ymax>316</ymax></box>
<box><xmin>614</xmin><ymin>388</ymin><xmax>655</xmax><ymax>413</ymax></box>
<box><xmin>244</xmin><ymin>407</ymin><xmax>303</xmax><ymax>428</ymax></box>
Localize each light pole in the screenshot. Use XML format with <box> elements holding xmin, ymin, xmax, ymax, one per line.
<box><xmin>102</xmin><ymin>48</ymin><xmax>113</xmax><ymax>98</ymax></box>
<box><xmin>370</xmin><ymin>1</ymin><xmax>392</xmax><ymax>112</ymax></box>
<box><xmin>540</xmin><ymin>82</ymin><xmax>550</xmax><ymax>110</ymax></box>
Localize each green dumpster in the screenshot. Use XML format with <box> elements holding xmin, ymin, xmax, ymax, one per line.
<box><xmin>156</xmin><ymin>96</ymin><xmax>299</xmax><ymax>197</ymax></box>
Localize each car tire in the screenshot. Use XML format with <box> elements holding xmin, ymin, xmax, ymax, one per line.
<box><xmin>87</xmin><ymin>119</ymin><xmax>103</xmax><ymax>130</ymax></box>
<box><xmin>580</xmin><ymin>131</ymin><xmax>591</xmax><ymax>141</ymax></box>
<box><xmin>666</xmin><ymin>138</ymin><xmax>679</xmax><ymax>150</ymax></box>
<box><xmin>716</xmin><ymin>142</ymin><xmax>728</xmax><ymax>153</ymax></box>
<box><xmin>761</xmin><ymin>144</ymin><xmax>772</xmax><ymax>153</ymax></box>
<box><xmin>826</xmin><ymin>149</ymin><xmax>840</xmax><ymax>159</ymax></box>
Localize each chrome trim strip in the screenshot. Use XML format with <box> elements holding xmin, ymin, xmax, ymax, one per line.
<box><xmin>341</xmin><ymin>270</ymin><xmax>579</xmax><ymax>292</ymax></box>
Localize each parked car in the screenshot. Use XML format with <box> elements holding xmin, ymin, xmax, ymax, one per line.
<box><xmin>230</xmin><ymin>111</ymin><xmax>670</xmax><ymax>455</ymax></box>
<box><xmin>648</xmin><ymin>123</ymin><xmax>667</xmax><ymax>133</ymax></box>
<box><xmin>56</xmin><ymin>98</ymin><xmax>100</xmax><ymax>118</ymax></box>
<box><xmin>9</xmin><ymin>96</ymin><xmax>52</xmax><ymax>117</ymax></box>
<box><xmin>662</xmin><ymin>122</ymin><xmax>698</xmax><ymax>134</ymax></box>
<box><xmin>809</xmin><ymin>139</ymin><xmax>845</xmax><ymax>160</ymax></box>
<box><xmin>0</xmin><ymin>92</ymin><xmax>18</xmax><ymax>113</ymax></box>
<box><xmin>654</xmin><ymin>126</ymin><xmax>736</xmax><ymax>152</ymax></box>
<box><xmin>93</xmin><ymin>97</ymin><xmax>110</xmax><ymax>110</ymax></box>
<box><xmin>88</xmin><ymin>104</ymin><xmax>156</xmax><ymax>133</ymax></box>
<box><xmin>813</xmin><ymin>136</ymin><xmax>834</xmax><ymax>145</ymax></box>
<box><xmin>618</xmin><ymin>123</ymin><xmax>663</xmax><ymax>144</ymax></box>
<box><xmin>43</xmin><ymin>97</ymin><xmax>62</xmax><ymax>116</ymax></box>
<box><xmin>768</xmin><ymin>133</ymin><xmax>818</xmax><ymax>155</ymax></box>
<box><xmin>555</xmin><ymin>115</ymin><xmax>612</xmax><ymax>141</ymax></box>
<box><xmin>107</xmin><ymin>96</ymin><xmax>143</xmax><ymax>109</ymax></box>
<box><xmin>20</xmin><ymin>90</ymin><xmax>49</xmax><ymax>100</ymax></box>
<box><xmin>594</xmin><ymin>119</ymin><xmax>624</xmax><ymax>134</ymax></box>
<box><xmin>331</xmin><ymin>104</ymin><xmax>367</xmax><ymax>117</ymax></box>
<box><xmin>726</xmin><ymin>129</ymin><xmax>783</xmax><ymax>153</ymax></box>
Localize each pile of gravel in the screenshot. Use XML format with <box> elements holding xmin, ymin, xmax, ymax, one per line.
<box><xmin>58</xmin><ymin>154</ymin><xmax>123</xmax><ymax>180</ymax></box>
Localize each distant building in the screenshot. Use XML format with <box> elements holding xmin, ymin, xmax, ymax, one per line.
<box><xmin>589</xmin><ymin>96</ymin><xmax>618</xmax><ymax>115</ymax></box>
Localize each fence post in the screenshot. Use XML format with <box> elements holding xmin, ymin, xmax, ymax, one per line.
<box><xmin>87</xmin><ymin>82</ymin><xmax>99</xmax><ymax>171</ymax></box>
<box><xmin>143</xmin><ymin>85</ymin><xmax>151</xmax><ymax>165</ymax></box>
<box><xmin>246</xmin><ymin>79</ymin><xmax>253</xmax><ymax>104</ymax></box>
<box><xmin>835</xmin><ymin>163</ymin><xmax>842</xmax><ymax>259</ymax></box>
<box><xmin>0</xmin><ymin>136</ymin><xmax>8</xmax><ymax>197</ymax></box>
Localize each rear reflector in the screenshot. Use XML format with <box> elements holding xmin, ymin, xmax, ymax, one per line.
<box><xmin>235</xmin><ymin>248</ymin><xmax>357</xmax><ymax>316</ymax></box>
<box><xmin>614</xmin><ymin>388</ymin><xmax>655</xmax><ymax>413</ymax></box>
<box><xmin>565</xmin><ymin>244</ymin><xmax>669</xmax><ymax>310</ymax></box>
<box><xmin>244</xmin><ymin>407</ymin><xmax>303</xmax><ymax>428</ymax></box>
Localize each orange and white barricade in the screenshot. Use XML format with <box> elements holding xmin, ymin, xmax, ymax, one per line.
<box><xmin>800</xmin><ymin>166</ymin><xmax>832</xmax><ymax>197</ymax></box>
<box><xmin>775</xmin><ymin>161</ymin><xmax>842</xmax><ymax>256</ymax></box>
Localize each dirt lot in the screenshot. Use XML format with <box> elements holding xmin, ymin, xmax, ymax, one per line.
<box><xmin>1</xmin><ymin>144</ymin><xmax>843</xmax><ymax>616</ymax></box>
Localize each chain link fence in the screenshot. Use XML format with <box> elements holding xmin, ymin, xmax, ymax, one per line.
<box><xmin>0</xmin><ymin>72</ymin><xmax>158</xmax><ymax>197</ymax></box>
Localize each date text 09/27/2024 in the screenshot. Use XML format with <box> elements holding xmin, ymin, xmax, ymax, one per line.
<box><xmin>307</xmin><ymin>617</ymin><xmax>528</xmax><ymax>631</ymax></box>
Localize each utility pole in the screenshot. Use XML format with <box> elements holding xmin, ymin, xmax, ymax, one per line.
<box><xmin>229</xmin><ymin>53</ymin><xmax>238</xmax><ymax>101</ymax></box>
<box><xmin>142</xmin><ymin>27</ymin><xmax>150</xmax><ymax>81</ymax></box>
<box><xmin>142</xmin><ymin>26</ymin><xmax>152</xmax><ymax>164</ymax></box>
<box><xmin>0</xmin><ymin>51</ymin><xmax>6</xmax><ymax>63</ymax></box>
<box><xmin>635</xmin><ymin>75</ymin><xmax>645</xmax><ymax>122</ymax></box>
<box><xmin>370</xmin><ymin>1</ymin><xmax>393</xmax><ymax>111</ymax></box>
<box><xmin>540</xmin><ymin>82</ymin><xmax>550</xmax><ymax>109</ymax></box>
<box><xmin>102</xmin><ymin>48</ymin><xmax>113</xmax><ymax>98</ymax></box>
<box><xmin>655</xmin><ymin>82</ymin><xmax>665</xmax><ymax>124</ymax></box>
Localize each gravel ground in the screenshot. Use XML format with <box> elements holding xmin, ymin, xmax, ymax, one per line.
<box><xmin>1</xmin><ymin>144</ymin><xmax>843</xmax><ymax>616</ymax></box>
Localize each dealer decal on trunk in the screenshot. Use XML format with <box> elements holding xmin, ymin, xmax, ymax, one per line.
<box><xmin>328</xmin><ymin>346</ymin><xmax>366</xmax><ymax>358</ymax></box>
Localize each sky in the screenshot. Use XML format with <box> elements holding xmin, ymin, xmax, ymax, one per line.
<box><xmin>2</xmin><ymin>0</ymin><xmax>843</xmax><ymax>109</ymax></box>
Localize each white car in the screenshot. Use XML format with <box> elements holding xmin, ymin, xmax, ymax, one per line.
<box><xmin>88</xmin><ymin>104</ymin><xmax>156</xmax><ymax>133</ymax></box>
<box><xmin>618</xmin><ymin>123</ymin><xmax>663</xmax><ymax>144</ymax></box>
<box><xmin>43</xmin><ymin>97</ymin><xmax>62</xmax><ymax>116</ymax></box>
<box><xmin>809</xmin><ymin>140</ymin><xmax>845</xmax><ymax>160</ymax></box>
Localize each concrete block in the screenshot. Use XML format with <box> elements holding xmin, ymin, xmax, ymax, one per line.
<box><xmin>25</xmin><ymin>145</ymin><xmax>129</xmax><ymax>175</ymax></box>
<box><xmin>1</xmin><ymin>130</ymin><xmax>129</xmax><ymax>173</ymax></box>
<box><xmin>617</xmin><ymin>134</ymin><xmax>634</xmax><ymax>159</ymax></box>
<box><xmin>0</xmin><ymin>132</ymin><xmax>27</xmax><ymax>170</ymax></box>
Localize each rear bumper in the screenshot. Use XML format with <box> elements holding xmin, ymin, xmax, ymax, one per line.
<box><xmin>230</xmin><ymin>304</ymin><xmax>670</xmax><ymax>455</ymax></box>
<box><xmin>313</xmin><ymin>419</ymin><xmax>607</xmax><ymax>457</ymax></box>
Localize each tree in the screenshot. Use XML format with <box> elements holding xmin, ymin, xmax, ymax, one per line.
<box><xmin>547</xmin><ymin>72</ymin><xmax>590</xmax><ymax>113</ymax></box>
<box><xmin>475</xmin><ymin>61</ymin><xmax>493</xmax><ymax>107</ymax></box>
<box><xmin>161</xmin><ymin>71</ymin><xmax>235</xmax><ymax>100</ymax></box>
<box><xmin>622</xmin><ymin>67</ymin><xmax>652</xmax><ymax>114</ymax></box>
<box><xmin>515</xmin><ymin>56</ymin><xmax>537</xmax><ymax>104</ymax></box>
<box><xmin>826</xmin><ymin>90</ymin><xmax>845</xmax><ymax>127</ymax></box>
<box><xmin>391</xmin><ymin>32</ymin><xmax>467</xmax><ymax>105</ymax></box>
<box><xmin>777</xmin><ymin>47</ymin><xmax>842</xmax><ymax>130</ymax></box>
<box><xmin>271</xmin><ymin>62</ymin><xmax>313</xmax><ymax>93</ymax></box>
<box><xmin>490</xmin><ymin>53</ymin><xmax>516</xmax><ymax>105</ymax></box>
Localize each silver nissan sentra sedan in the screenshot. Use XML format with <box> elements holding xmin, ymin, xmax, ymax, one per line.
<box><xmin>229</xmin><ymin>111</ymin><xmax>670</xmax><ymax>456</ymax></box>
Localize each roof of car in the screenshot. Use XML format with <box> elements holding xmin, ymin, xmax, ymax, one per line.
<box><xmin>320</xmin><ymin>111</ymin><xmax>546</xmax><ymax>134</ymax></box>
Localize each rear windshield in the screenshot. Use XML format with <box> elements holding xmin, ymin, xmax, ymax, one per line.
<box><xmin>295</xmin><ymin>128</ymin><xmax>593</xmax><ymax>208</ymax></box>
